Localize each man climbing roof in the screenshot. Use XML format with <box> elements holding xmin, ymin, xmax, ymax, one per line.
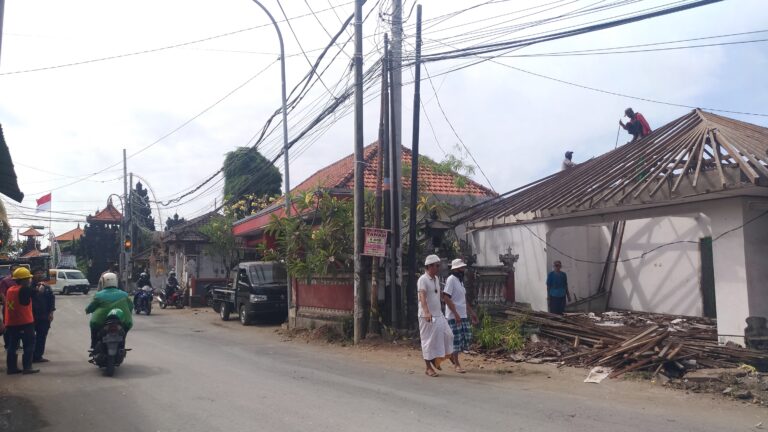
<box><xmin>620</xmin><ymin>108</ymin><xmax>652</xmax><ymax>142</ymax></box>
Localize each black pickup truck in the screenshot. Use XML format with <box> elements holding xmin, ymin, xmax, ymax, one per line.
<box><xmin>210</xmin><ymin>261</ymin><xmax>288</xmax><ymax>325</ymax></box>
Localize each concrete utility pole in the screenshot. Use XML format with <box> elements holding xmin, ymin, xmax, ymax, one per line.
<box><xmin>391</xmin><ymin>0</ymin><xmax>404</xmax><ymax>328</ymax></box>
<box><xmin>121</xmin><ymin>149</ymin><xmax>128</xmax><ymax>290</ymax></box>
<box><xmin>0</xmin><ymin>0</ymin><xmax>5</xmax><ymax>66</ymax></box>
<box><xmin>405</xmin><ymin>5</ymin><xmax>423</xmax><ymax>328</ymax></box>
<box><xmin>127</xmin><ymin>173</ymin><xmax>133</xmax><ymax>290</ymax></box>
<box><xmin>352</xmin><ymin>0</ymin><xmax>365</xmax><ymax>344</ymax></box>
<box><xmin>249</xmin><ymin>0</ymin><xmax>293</xmax><ymax>325</ymax></box>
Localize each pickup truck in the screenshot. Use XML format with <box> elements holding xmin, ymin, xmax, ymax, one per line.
<box><xmin>210</xmin><ymin>261</ymin><xmax>288</xmax><ymax>325</ymax></box>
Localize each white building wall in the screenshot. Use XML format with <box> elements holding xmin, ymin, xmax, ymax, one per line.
<box><xmin>706</xmin><ymin>200</ymin><xmax>748</xmax><ymax>345</ymax></box>
<box><xmin>610</xmin><ymin>216</ymin><xmax>708</xmax><ymax>317</ymax></box>
<box><xmin>743</xmin><ymin>199</ymin><xmax>768</xmax><ymax>325</ymax></box>
<box><xmin>470</xmin><ymin>223</ymin><xmax>549</xmax><ymax>311</ymax></box>
<box><xmin>547</xmin><ymin>225</ymin><xmax>608</xmax><ymax>301</ymax></box>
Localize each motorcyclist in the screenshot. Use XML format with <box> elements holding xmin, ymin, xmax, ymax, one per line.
<box><xmin>165</xmin><ymin>271</ymin><xmax>179</xmax><ymax>299</ymax></box>
<box><xmin>85</xmin><ymin>272</ymin><xmax>133</xmax><ymax>350</ymax></box>
<box><xmin>134</xmin><ymin>272</ymin><xmax>152</xmax><ymax>311</ymax></box>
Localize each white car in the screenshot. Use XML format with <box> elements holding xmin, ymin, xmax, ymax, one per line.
<box><xmin>49</xmin><ymin>269</ymin><xmax>91</xmax><ymax>295</ymax></box>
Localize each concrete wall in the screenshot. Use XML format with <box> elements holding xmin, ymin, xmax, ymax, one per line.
<box><xmin>470</xmin><ymin>223</ymin><xmax>548</xmax><ymax>311</ymax></box>
<box><xmin>706</xmin><ymin>199</ymin><xmax>748</xmax><ymax>344</ymax></box>
<box><xmin>743</xmin><ymin>199</ymin><xmax>768</xmax><ymax>324</ymax></box>
<box><xmin>610</xmin><ymin>216</ymin><xmax>709</xmax><ymax>317</ymax></box>
<box><xmin>547</xmin><ymin>225</ymin><xmax>609</xmax><ymax>301</ymax></box>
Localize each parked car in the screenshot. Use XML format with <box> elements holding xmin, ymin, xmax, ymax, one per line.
<box><xmin>210</xmin><ymin>262</ymin><xmax>287</xmax><ymax>325</ymax></box>
<box><xmin>49</xmin><ymin>269</ymin><xmax>90</xmax><ymax>295</ymax></box>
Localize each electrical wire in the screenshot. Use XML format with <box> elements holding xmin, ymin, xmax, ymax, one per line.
<box><xmin>0</xmin><ymin>1</ymin><xmax>355</xmax><ymax>76</ymax></box>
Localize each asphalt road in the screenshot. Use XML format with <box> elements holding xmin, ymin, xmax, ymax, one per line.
<box><xmin>1</xmin><ymin>294</ymin><xmax>765</xmax><ymax>432</ymax></box>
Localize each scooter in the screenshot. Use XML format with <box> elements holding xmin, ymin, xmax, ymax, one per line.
<box><xmin>157</xmin><ymin>284</ymin><xmax>184</xmax><ymax>309</ymax></box>
<box><xmin>89</xmin><ymin>309</ymin><xmax>129</xmax><ymax>377</ymax></box>
<box><xmin>134</xmin><ymin>285</ymin><xmax>154</xmax><ymax>315</ymax></box>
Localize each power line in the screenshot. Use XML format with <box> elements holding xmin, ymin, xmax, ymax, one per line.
<box><xmin>0</xmin><ymin>1</ymin><xmax>354</xmax><ymax>76</ymax></box>
<box><xmin>492</xmin><ymin>62</ymin><xmax>768</xmax><ymax>118</ymax></box>
<box><xmin>421</xmin><ymin>63</ymin><xmax>495</xmax><ymax>191</ymax></box>
<box><xmin>25</xmin><ymin>58</ymin><xmax>280</xmax><ymax>195</ymax></box>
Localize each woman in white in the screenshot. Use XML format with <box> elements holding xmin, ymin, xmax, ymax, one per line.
<box><xmin>417</xmin><ymin>255</ymin><xmax>454</xmax><ymax>377</ymax></box>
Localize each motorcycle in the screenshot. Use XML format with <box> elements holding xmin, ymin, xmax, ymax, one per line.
<box><xmin>134</xmin><ymin>285</ymin><xmax>154</xmax><ymax>315</ymax></box>
<box><xmin>157</xmin><ymin>284</ymin><xmax>184</xmax><ymax>309</ymax></box>
<box><xmin>89</xmin><ymin>309</ymin><xmax>129</xmax><ymax>376</ymax></box>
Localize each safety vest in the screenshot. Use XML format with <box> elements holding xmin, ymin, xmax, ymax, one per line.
<box><xmin>4</xmin><ymin>285</ymin><xmax>34</xmax><ymax>326</ymax></box>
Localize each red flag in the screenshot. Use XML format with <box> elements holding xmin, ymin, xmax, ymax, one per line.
<box><xmin>36</xmin><ymin>193</ymin><xmax>52</xmax><ymax>213</ymax></box>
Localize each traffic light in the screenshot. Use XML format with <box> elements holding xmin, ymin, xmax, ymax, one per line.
<box><xmin>124</xmin><ymin>235</ymin><xmax>132</xmax><ymax>252</ymax></box>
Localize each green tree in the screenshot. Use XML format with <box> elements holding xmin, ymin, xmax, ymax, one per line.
<box><xmin>223</xmin><ymin>147</ymin><xmax>282</xmax><ymax>203</ymax></box>
<box><xmin>164</xmin><ymin>213</ymin><xmax>186</xmax><ymax>231</ymax></box>
<box><xmin>261</xmin><ymin>190</ymin><xmax>355</xmax><ymax>279</ymax></box>
<box><xmin>198</xmin><ymin>214</ymin><xmax>241</xmax><ymax>272</ymax></box>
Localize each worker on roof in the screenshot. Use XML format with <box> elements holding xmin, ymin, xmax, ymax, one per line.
<box><xmin>562</xmin><ymin>151</ymin><xmax>575</xmax><ymax>171</ymax></box>
<box><xmin>620</xmin><ymin>108</ymin><xmax>652</xmax><ymax>142</ymax></box>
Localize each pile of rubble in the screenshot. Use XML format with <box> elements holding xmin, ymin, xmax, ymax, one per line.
<box><xmin>490</xmin><ymin>306</ymin><xmax>768</xmax><ymax>380</ymax></box>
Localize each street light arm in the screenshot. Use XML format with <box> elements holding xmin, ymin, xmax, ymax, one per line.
<box><xmin>250</xmin><ymin>0</ymin><xmax>290</xmax><ymax>217</ymax></box>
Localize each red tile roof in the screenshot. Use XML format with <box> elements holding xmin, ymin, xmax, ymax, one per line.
<box><xmin>21</xmin><ymin>249</ymin><xmax>42</xmax><ymax>258</ymax></box>
<box><xmin>87</xmin><ymin>201</ymin><xmax>122</xmax><ymax>224</ymax></box>
<box><xmin>291</xmin><ymin>143</ymin><xmax>496</xmax><ymax>197</ymax></box>
<box><xmin>20</xmin><ymin>228</ymin><xmax>43</xmax><ymax>237</ymax></box>
<box><xmin>55</xmin><ymin>225</ymin><xmax>84</xmax><ymax>242</ymax></box>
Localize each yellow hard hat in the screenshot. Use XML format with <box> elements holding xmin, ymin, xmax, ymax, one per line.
<box><xmin>12</xmin><ymin>267</ymin><xmax>33</xmax><ymax>280</ymax></box>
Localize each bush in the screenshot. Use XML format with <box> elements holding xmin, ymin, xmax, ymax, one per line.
<box><xmin>475</xmin><ymin>313</ymin><xmax>526</xmax><ymax>352</ymax></box>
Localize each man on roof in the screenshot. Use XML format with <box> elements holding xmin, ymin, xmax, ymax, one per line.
<box><xmin>620</xmin><ymin>108</ymin><xmax>652</xmax><ymax>142</ymax></box>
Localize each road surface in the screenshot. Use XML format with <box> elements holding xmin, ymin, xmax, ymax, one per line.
<box><xmin>1</xmin><ymin>294</ymin><xmax>765</xmax><ymax>432</ymax></box>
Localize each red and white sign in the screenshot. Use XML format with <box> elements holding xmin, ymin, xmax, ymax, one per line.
<box><xmin>363</xmin><ymin>228</ymin><xmax>388</xmax><ymax>257</ymax></box>
<box><xmin>36</xmin><ymin>193</ymin><xmax>52</xmax><ymax>213</ymax></box>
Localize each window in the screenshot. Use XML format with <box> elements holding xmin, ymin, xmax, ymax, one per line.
<box><xmin>58</xmin><ymin>271</ymin><xmax>66</xmax><ymax>279</ymax></box>
<box><xmin>249</xmin><ymin>264</ymin><xmax>287</xmax><ymax>285</ymax></box>
<box><xmin>65</xmin><ymin>271</ymin><xmax>86</xmax><ymax>280</ymax></box>
<box><xmin>237</xmin><ymin>269</ymin><xmax>250</xmax><ymax>287</ymax></box>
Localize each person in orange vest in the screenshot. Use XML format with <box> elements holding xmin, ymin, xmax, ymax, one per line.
<box><xmin>4</xmin><ymin>267</ymin><xmax>39</xmax><ymax>375</ymax></box>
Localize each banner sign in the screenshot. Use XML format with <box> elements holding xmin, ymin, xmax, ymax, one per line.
<box><xmin>363</xmin><ymin>228</ymin><xmax>388</xmax><ymax>257</ymax></box>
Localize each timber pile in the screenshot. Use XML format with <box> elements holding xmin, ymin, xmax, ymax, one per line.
<box><xmin>497</xmin><ymin>306</ymin><xmax>768</xmax><ymax>378</ymax></box>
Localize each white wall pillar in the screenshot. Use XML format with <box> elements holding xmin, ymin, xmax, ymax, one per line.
<box><xmin>707</xmin><ymin>199</ymin><xmax>748</xmax><ymax>345</ymax></box>
<box><xmin>742</xmin><ymin>199</ymin><xmax>768</xmax><ymax>324</ymax></box>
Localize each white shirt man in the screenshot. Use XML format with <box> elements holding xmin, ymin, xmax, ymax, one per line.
<box><xmin>442</xmin><ymin>259</ymin><xmax>479</xmax><ymax>373</ymax></box>
<box><xmin>417</xmin><ymin>255</ymin><xmax>454</xmax><ymax>377</ymax></box>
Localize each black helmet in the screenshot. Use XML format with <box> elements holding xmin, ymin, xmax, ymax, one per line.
<box><xmin>565</xmin><ymin>151</ymin><xmax>573</xmax><ymax>158</ymax></box>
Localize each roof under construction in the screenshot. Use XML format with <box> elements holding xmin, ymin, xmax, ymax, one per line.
<box><xmin>461</xmin><ymin>109</ymin><xmax>768</xmax><ymax>227</ymax></box>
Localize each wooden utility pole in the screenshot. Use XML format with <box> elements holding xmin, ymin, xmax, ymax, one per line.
<box><xmin>405</xmin><ymin>5</ymin><xmax>423</xmax><ymax>328</ymax></box>
<box><xmin>352</xmin><ymin>0</ymin><xmax>365</xmax><ymax>344</ymax></box>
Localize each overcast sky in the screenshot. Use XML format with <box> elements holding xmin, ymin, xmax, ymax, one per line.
<box><xmin>1</xmin><ymin>0</ymin><xmax>766</xmax><ymax>242</ymax></box>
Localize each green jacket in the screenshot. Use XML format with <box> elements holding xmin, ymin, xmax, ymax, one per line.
<box><xmin>85</xmin><ymin>287</ymin><xmax>133</xmax><ymax>331</ymax></box>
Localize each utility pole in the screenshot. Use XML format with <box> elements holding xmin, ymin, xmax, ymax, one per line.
<box><xmin>0</xmin><ymin>0</ymin><xmax>5</xmax><ymax>65</ymax></box>
<box><xmin>388</xmin><ymin>40</ymin><xmax>402</xmax><ymax>329</ymax></box>
<box><xmin>390</xmin><ymin>0</ymin><xmax>404</xmax><ymax>329</ymax></box>
<box><xmin>368</xmin><ymin>37</ymin><xmax>390</xmax><ymax>336</ymax></box>
<box><xmin>352</xmin><ymin>0</ymin><xmax>365</xmax><ymax>344</ymax></box>
<box><xmin>127</xmin><ymin>173</ymin><xmax>133</xmax><ymax>292</ymax></box>
<box><xmin>381</xmin><ymin>34</ymin><xmax>395</xmax><ymax>327</ymax></box>
<box><xmin>405</xmin><ymin>5</ymin><xmax>423</xmax><ymax>329</ymax></box>
<box><xmin>121</xmin><ymin>149</ymin><xmax>128</xmax><ymax>291</ymax></box>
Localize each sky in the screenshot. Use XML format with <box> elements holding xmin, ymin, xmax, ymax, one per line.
<box><xmin>1</xmin><ymin>0</ymin><xmax>766</xmax><ymax>244</ymax></box>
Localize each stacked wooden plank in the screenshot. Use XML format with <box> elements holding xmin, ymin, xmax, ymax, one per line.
<box><xmin>497</xmin><ymin>306</ymin><xmax>768</xmax><ymax>378</ymax></box>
